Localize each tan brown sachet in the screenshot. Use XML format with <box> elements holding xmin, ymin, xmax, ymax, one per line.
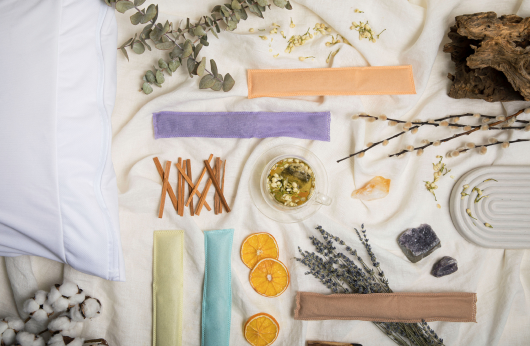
<box><xmin>294</xmin><ymin>292</ymin><xmax>477</xmax><ymax>323</ymax></box>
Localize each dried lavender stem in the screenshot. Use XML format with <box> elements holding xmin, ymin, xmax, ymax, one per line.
<box><xmin>457</xmin><ymin>139</ymin><xmax>530</xmax><ymax>153</ymax></box>
<box><xmin>388</xmin><ymin>109</ymin><xmax>524</xmax><ymax>157</ymax></box>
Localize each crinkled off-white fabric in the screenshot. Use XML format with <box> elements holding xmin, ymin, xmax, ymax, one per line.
<box><xmin>1</xmin><ymin>0</ymin><xmax>530</xmax><ymax>345</ymax></box>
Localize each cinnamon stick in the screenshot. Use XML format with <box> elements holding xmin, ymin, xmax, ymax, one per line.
<box><xmin>204</xmin><ymin>160</ymin><xmax>231</xmax><ymax>212</ymax></box>
<box><xmin>214</xmin><ymin>157</ymin><xmax>221</xmax><ymax>215</ymax></box>
<box><xmin>220</xmin><ymin>159</ymin><xmax>226</xmax><ymax>214</ymax></box>
<box><xmin>186</xmin><ymin>159</ymin><xmax>194</xmax><ymax>216</ymax></box>
<box><xmin>186</xmin><ymin>154</ymin><xmax>213</xmax><ymax>207</ymax></box>
<box><xmin>175</xmin><ymin>163</ymin><xmax>211</xmax><ymax>211</ymax></box>
<box><xmin>158</xmin><ymin>160</ymin><xmax>171</xmax><ymax>218</ymax></box>
<box><xmin>195</xmin><ymin>178</ymin><xmax>212</xmax><ymax>216</ymax></box>
<box><xmin>153</xmin><ymin>157</ymin><xmax>178</xmax><ymax>212</ymax></box>
<box><xmin>177</xmin><ymin>158</ymin><xmax>184</xmax><ymax>216</ymax></box>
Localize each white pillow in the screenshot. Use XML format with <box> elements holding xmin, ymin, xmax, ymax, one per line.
<box><xmin>0</xmin><ymin>0</ymin><xmax>124</xmax><ymax>281</ymax></box>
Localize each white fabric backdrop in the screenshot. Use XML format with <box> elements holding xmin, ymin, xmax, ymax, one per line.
<box><xmin>2</xmin><ymin>0</ymin><xmax>530</xmax><ymax>345</ymax></box>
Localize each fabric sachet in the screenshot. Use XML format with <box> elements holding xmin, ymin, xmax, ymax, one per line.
<box><xmin>247</xmin><ymin>66</ymin><xmax>416</xmax><ymax>98</ymax></box>
<box><xmin>153</xmin><ymin>111</ymin><xmax>331</xmax><ymax>141</ymax></box>
<box><xmin>294</xmin><ymin>292</ymin><xmax>477</xmax><ymax>323</ymax></box>
<box><xmin>202</xmin><ymin>229</ymin><xmax>234</xmax><ymax>346</ymax></box>
<box><xmin>153</xmin><ymin>231</ymin><xmax>184</xmax><ymax>346</ymax></box>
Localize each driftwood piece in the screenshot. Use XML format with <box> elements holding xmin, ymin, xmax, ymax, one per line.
<box><xmin>443</xmin><ymin>12</ymin><xmax>530</xmax><ymax>102</ymax></box>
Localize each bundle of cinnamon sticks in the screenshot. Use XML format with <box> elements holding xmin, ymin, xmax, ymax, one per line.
<box><xmin>154</xmin><ymin>154</ymin><xmax>230</xmax><ymax>217</ymax></box>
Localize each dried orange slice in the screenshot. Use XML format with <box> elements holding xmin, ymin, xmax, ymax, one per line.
<box><xmin>240</xmin><ymin>233</ymin><xmax>279</xmax><ymax>269</ymax></box>
<box><xmin>244</xmin><ymin>313</ymin><xmax>280</xmax><ymax>346</ymax></box>
<box><xmin>249</xmin><ymin>258</ymin><xmax>290</xmax><ymax>297</ymax></box>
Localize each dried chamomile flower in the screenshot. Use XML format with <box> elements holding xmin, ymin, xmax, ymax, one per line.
<box><xmin>15</xmin><ymin>332</ymin><xmax>44</xmax><ymax>346</ymax></box>
<box><xmin>466</xmin><ymin>208</ymin><xmax>477</xmax><ymax>220</ymax></box>
<box><xmin>285</xmin><ymin>28</ymin><xmax>312</xmax><ymax>53</ymax></box>
<box><xmin>350</xmin><ymin>21</ymin><xmax>385</xmax><ymax>42</ymax></box>
<box><xmin>23</xmin><ymin>291</ymin><xmax>54</xmax><ymax>323</ymax></box>
<box><xmin>479</xmin><ymin>146</ymin><xmax>488</xmax><ymax>155</ymax></box>
<box><xmin>354</xmin><ymin>8</ymin><xmax>364</xmax><ymax>13</ymax></box>
<box><xmin>280</xmin><ymin>31</ymin><xmax>286</xmax><ymax>38</ymax></box>
<box><xmin>269</xmin><ymin>27</ymin><xmax>278</xmax><ymax>34</ymax></box>
<box><xmin>259</xmin><ymin>35</ymin><xmax>268</xmax><ymax>40</ymax></box>
<box><xmin>501</xmin><ymin>141</ymin><xmax>510</xmax><ymax>149</ymax></box>
<box><xmin>47</xmin><ymin>335</ymin><xmax>85</xmax><ymax>346</ymax></box>
<box><xmin>325</xmin><ymin>35</ymin><xmax>342</xmax><ymax>46</ymax></box>
<box><xmin>425</xmin><ymin>156</ymin><xmax>450</xmax><ymax>201</ymax></box>
<box><xmin>273</xmin><ymin>53</ymin><xmax>279</xmax><ymax>58</ymax></box>
<box><xmin>484</xmin><ymin>222</ymin><xmax>493</xmax><ymax>228</ymax></box>
<box><xmin>290</xmin><ymin>17</ymin><xmax>295</xmax><ymax>28</ymax></box>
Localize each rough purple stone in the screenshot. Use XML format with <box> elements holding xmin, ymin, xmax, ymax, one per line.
<box><xmin>431</xmin><ymin>256</ymin><xmax>458</xmax><ymax>277</ymax></box>
<box><xmin>398</xmin><ymin>224</ymin><xmax>441</xmax><ymax>263</ymax></box>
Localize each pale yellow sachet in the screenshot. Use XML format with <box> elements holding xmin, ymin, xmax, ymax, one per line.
<box><xmin>153</xmin><ymin>230</ymin><xmax>184</xmax><ymax>346</ymax></box>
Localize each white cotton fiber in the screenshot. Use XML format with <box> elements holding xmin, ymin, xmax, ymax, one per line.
<box><xmin>34</xmin><ymin>291</ymin><xmax>48</xmax><ymax>305</ymax></box>
<box><xmin>47</xmin><ymin>286</ymin><xmax>61</xmax><ymax>305</ymax></box>
<box><xmin>31</xmin><ymin>310</ymin><xmax>48</xmax><ymax>323</ymax></box>
<box><xmin>0</xmin><ymin>321</ymin><xmax>8</xmax><ymax>334</ymax></box>
<box><xmin>47</xmin><ymin>315</ymin><xmax>72</xmax><ymax>332</ymax></box>
<box><xmin>52</xmin><ymin>297</ymin><xmax>69</xmax><ymax>313</ymax></box>
<box><xmin>69</xmin><ymin>305</ymin><xmax>84</xmax><ymax>322</ymax></box>
<box><xmin>58</xmin><ymin>283</ymin><xmax>78</xmax><ymax>297</ymax></box>
<box><xmin>2</xmin><ymin>328</ymin><xmax>16</xmax><ymax>345</ymax></box>
<box><xmin>16</xmin><ymin>331</ymin><xmax>36</xmax><ymax>346</ymax></box>
<box><xmin>68</xmin><ymin>291</ymin><xmax>85</xmax><ymax>306</ymax></box>
<box><xmin>68</xmin><ymin>338</ymin><xmax>84</xmax><ymax>346</ymax></box>
<box><xmin>59</xmin><ymin>322</ymin><xmax>81</xmax><ymax>338</ymax></box>
<box><xmin>81</xmin><ymin>298</ymin><xmax>101</xmax><ymax>319</ymax></box>
<box><xmin>33</xmin><ymin>335</ymin><xmax>45</xmax><ymax>346</ymax></box>
<box><xmin>23</xmin><ymin>299</ymin><xmax>39</xmax><ymax>314</ymax></box>
<box><xmin>42</xmin><ymin>303</ymin><xmax>53</xmax><ymax>315</ymax></box>
<box><xmin>47</xmin><ymin>334</ymin><xmax>65</xmax><ymax>346</ymax></box>
<box><xmin>6</xmin><ymin>317</ymin><xmax>24</xmax><ymax>331</ymax></box>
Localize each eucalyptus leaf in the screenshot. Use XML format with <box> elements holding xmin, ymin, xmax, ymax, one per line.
<box><xmin>256</xmin><ymin>0</ymin><xmax>267</xmax><ymax>6</ymax></box>
<box><xmin>248</xmin><ymin>4</ymin><xmax>263</xmax><ymax>18</ymax></box>
<box><xmin>194</xmin><ymin>26</ymin><xmax>207</xmax><ymax>37</ymax></box>
<box><xmin>119</xmin><ymin>37</ymin><xmax>133</xmax><ymax>49</ymax></box>
<box><xmin>170</xmin><ymin>46</ymin><xmax>184</xmax><ymax>59</ymax></box>
<box><xmin>211</xmin><ymin>28</ymin><xmax>219</xmax><ymax>38</ymax></box>
<box><xmin>210</xmin><ymin>59</ymin><xmax>218</xmax><ymax>77</ymax></box>
<box><xmin>130</xmin><ymin>12</ymin><xmax>143</xmax><ymax>25</ymax></box>
<box><xmin>154</xmin><ymin>82</ymin><xmax>162</xmax><ymax>87</ymax></box>
<box><xmin>227</xmin><ymin>20</ymin><xmax>237</xmax><ymax>31</ymax></box>
<box><xmin>154</xmin><ymin>41</ymin><xmax>175</xmax><ymax>50</ymax></box>
<box><xmin>141</xmin><ymin>23</ymin><xmax>153</xmax><ymax>37</ymax></box>
<box><xmin>156</xmin><ymin>70</ymin><xmax>165</xmax><ymax>84</ymax></box>
<box><xmin>158</xmin><ymin>59</ymin><xmax>168</xmax><ymax>69</ymax></box>
<box><xmin>116</xmin><ymin>1</ymin><xmax>134</xmax><ymax>13</ymax></box>
<box><xmin>142</xmin><ymin>4</ymin><xmax>157</xmax><ymax>23</ymax></box>
<box><xmin>153</xmin><ymin>5</ymin><xmax>159</xmax><ymax>23</ymax></box>
<box><xmin>205</xmin><ymin>16</ymin><xmax>213</xmax><ymax>26</ymax></box>
<box><xmin>149</xmin><ymin>27</ymin><xmax>162</xmax><ymax>41</ymax></box>
<box><xmin>199</xmin><ymin>74</ymin><xmax>216</xmax><ymax>89</ymax></box>
<box><xmin>200</xmin><ymin>38</ymin><xmax>209</xmax><ymax>46</ymax></box>
<box><xmin>132</xmin><ymin>40</ymin><xmax>145</xmax><ymax>54</ymax></box>
<box><xmin>162</xmin><ymin>20</ymin><xmax>170</xmax><ymax>34</ymax></box>
<box><xmin>120</xmin><ymin>47</ymin><xmax>129</xmax><ymax>61</ymax></box>
<box><xmin>186</xmin><ymin>18</ymin><xmax>190</xmax><ymax>30</ymax></box>
<box><xmin>211</xmin><ymin>5</ymin><xmax>221</xmax><ymax>13</ymax></box>
<box><xmin>231</xmin><ymin>0</ymin><xmax>241</xmax><ymax>10</ymax></box>
<box><xmin>166</xmin><ymin>68</ymin><xmax>172</xmax><ymax>76</ymax></box>
<box><xmin>145</xmin><ymin>70</ymin><xmax>156</xmax><ymax>83</ymax></box>
<box><xmin>134</xmin><ymin>0</ymin><xmax>146</xmax><ymax>5</ymax></box>
<box><xmin>194</xmin><ymin>43</ymin><xmax>203</xmax><ymax>59</ymax></box>
<box><xmin>239</xmin><ymin>6</ymin><xmax>248</xmax><ymax>20</ymax></box>
<box><xmin>221</xmin><ymin>6</ymin><xmax>230</xmax><ymax>17</ymax></box>
<box><xmin>197</xmin><ymin>57</ymin><xmax>206</xmax><ymax>77</ymax></box>
<box><xmin>273</xmin><ymin>0</ymin><xmax>287</xmax><ymax>8</ymax></box>
<box><xmin>142</xmin><ymin>82</ymin><xmax>153</xmax><ymax>94</ymax></box>
<box><xmin>222</xmin><ymin>73</ymin><xmax>235</xmax><ymax>92</ymax></box>
<box><xmin>214</xmin><ymin>20</ymin><xmax>221</xmax><ymax>33</ymax></box>
<box><xmin>140</xmin><ymin>36</ymin><xmax>151</xmax><ymax>51</ymax></box>
<box><xmin>233</xmin><ymin>9</ymin><xmax>241</xmax><ymax>21</ymax></box>
<box><xmin>186</xmin><ymin>58</ymin><xmax>195</xmax><ymax>77</ymax></box>
<box><xmin>211</xmin><ymin>74</ymin><xmax>224</xmax><ymax>91</ymax></box>
<box><xmin>168</xmin><ymin>59</ymin><xmax>181</xmax><ymax>72</ymax></box>
<box><xmin>182</xmin><ymin>40</ymin><xmax>193</xmax><ymax>58</ymax></box>
<box><xmin>285</xmin><ymin>1</ymin><xmax>292</xmax><ymax>10</ymax></box>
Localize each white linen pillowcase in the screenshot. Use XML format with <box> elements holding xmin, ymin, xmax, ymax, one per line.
<box><xmin>0</xmin><ymin>0</ymin><xmax>124</xmax><ymax>281</ymax></box>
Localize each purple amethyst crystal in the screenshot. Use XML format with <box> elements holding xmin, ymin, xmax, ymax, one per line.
<box><xmin>398</xmin><ymin>224</ymin><xmax>441</xmax><ymax>263</ymax></box>
<box><xmin>431</xmin><ymin>256</ymin><xmax>458</xmax><ymax>277</ymax></box>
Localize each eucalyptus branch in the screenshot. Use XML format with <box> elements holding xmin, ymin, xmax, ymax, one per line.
<box><xmin>111</xmin><ymin>0</ymin><xmax>292</xmax><ymax>94</ymax></box>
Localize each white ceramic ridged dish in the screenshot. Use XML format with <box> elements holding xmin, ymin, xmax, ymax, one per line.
<box><xmin>449</xmin><ymin>166</ymin><xmax>530</xmax><ymax>249</ymax></box>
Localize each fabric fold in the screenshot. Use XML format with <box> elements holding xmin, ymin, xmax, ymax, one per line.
<box><xmin>152</xmin><ymin>111</ymin><xmax>331</xmax><ymax>141</ymax></box>
<box><xmin>247</xmin><ymin>66</ymin><xmax>416</xmax><ymax>98</ymax></box>
<box><xmin>153</xmin><ymin>231</ymin><xmax>184</xmax><ymax>346</ymax></box>
<box><xmin>294</xmin><ymin>292</ymin><xmax>477</xmax><ymax>323</ymax></box>
<box><xmin>202</xmin><ymin>229</ymin><xmax>234</xmax><ymax>346</ymax></box>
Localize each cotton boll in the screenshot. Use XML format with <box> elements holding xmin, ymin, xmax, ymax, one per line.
<box><xmin>31</xmin><ymin>310</ymin><xmax>48</xmax><ymax>323</ymax></box>
<box><xmin>69</xmin><ymin>306</ymin><xmax>84</xmax><ymax>322</ymax></box>
<box><xmin>48</xmin><ymin>315</ymin><xmax>73</xmax><ymax>333</ymax></box>
<box><xmin>47</xmin><ymin>334</ymin><xmax>66</xmax><ymax>346</ymax></box>
<box><xmin>80</xmin><ymin>298</ymin><xmax>101</xmax><ymax>319</ymax></box>
<box><xmin>60</xmin><ymin>322</ymin><xmax>82</xmax><ymax>338</ymax></box>
<box><xmin>52</xmin><ymin>297</ymin><xmax>69</xmax><ymax>313</ymax></box>
<box><xmin>23</xmin><ymin>299</ymin><xmax>39</xmax><ymax>314</ymax></box>
<box><xmin>2</xmin><ymin>328</ymin><xmax>16</xmax><ymax>345</ymax></box>
<box><xmin>42</xmin><ymin>303</ymin><xmax>53</xmax><ymax>315</ymax></box>
<box><xmin>47</xmin><ymin>286</ymin><xmax>61</xmax><ymax>306</ymax></box>
<box><xmin>0</xmin><ymin>321</ymin><xmax>8</xmax><ymax>334</ymax></box>
<box><xmin>6</xmin><ymin>318</ymin><xmax>24</xmax><ymax>332</ymax></box>
<box><xmin>58</xmin><ymin>283</ymin><xmax>79</xmax><ymax>298</ymax></box>
<box><xmin>68</xmin><ymin>291</ymin><xmax>85</xmax><ymax>306</ymax></box>
<box><xmin>16</xmin><ymin>332</ymin><xmax>37</xmax><ymax>346</ymax></box>
<box><xmin>67</xmin><ymin>338</ymin><xmax>84</xmax><ymax>346</ymax></box>
<box><xmin>34</xmin><ymin>291</ymin><xmax>47</xmax><ymax>306</ymax></box>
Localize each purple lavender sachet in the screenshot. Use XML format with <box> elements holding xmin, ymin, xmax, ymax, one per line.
<box><xmin>153</xmin><ymin>111</ymin><xmax>331</xmax><ymax>141</ymax></box>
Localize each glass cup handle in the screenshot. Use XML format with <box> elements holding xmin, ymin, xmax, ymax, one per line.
<box><xmin>315</xmin><ymin>192</ymin><xmax>332</xmax><ymax>206</ymax></box>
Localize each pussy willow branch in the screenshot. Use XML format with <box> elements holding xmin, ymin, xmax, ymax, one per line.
<box><xmin>388</xmin><ymin>109</ymin><xmax>524</xmax><ymax>157</ymax></box>
<box><xmin>456</xmin><ymin>138</ymin><xmax>530</xmax><ymax>153</ymax></box>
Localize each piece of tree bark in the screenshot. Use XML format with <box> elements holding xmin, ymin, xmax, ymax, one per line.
<box><xmin>444</xmin><ymin>12</ymin><xmax>530</xmax><ymax>102</ymax></box>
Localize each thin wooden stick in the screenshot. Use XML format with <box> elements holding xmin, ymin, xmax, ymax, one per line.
<box><xmin>177</xmin><ymin>158</ymin><xmax>184</xmax><ymax>216</ymax></box>
<box><xmin>175</xmin><ymin>163</ymin><xmax>211</xmax><ymax>211</ymax></box>
<box><xmin>186</xmin><ymin>159</ymin><xmax>194</xmax><ymax>216</ymax></box>
<box><xmin>214</xmin><ymin>157</ymin><xmax>221</xmax><ymax>215</ymax></box>
<box><xmin>195</xmin><ymin>178</ymin><xmax>212</xmax><ymax>215</ymax></box>
<box><xmin>158</xmin><ymin>161</ymin><xmax>171</xmax><ymax>218</ymax></box>
<box><xmin>186</xmin><ymin>154</ymin><xmax>213</xmax><ymax>207</ymax></box>
<box><xmin>220</xmin><ymin>159</ymin><xmax>226</xmax><ymax>214</ymax></box>
<box><xmin>153</xmin><ymin>157</ymin><xmax>178</xmax><ymax>212</ymax></box>
<box><xmin>204</xmin><ymin>160</ymin><xmax>231</xmax><ymax>212</ymax></box>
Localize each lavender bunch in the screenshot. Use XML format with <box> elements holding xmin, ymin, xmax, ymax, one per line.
<box><xmin>296</xmin><ymin>225</ymin><xmax>445</xmax><ymax>346</ymax></box>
